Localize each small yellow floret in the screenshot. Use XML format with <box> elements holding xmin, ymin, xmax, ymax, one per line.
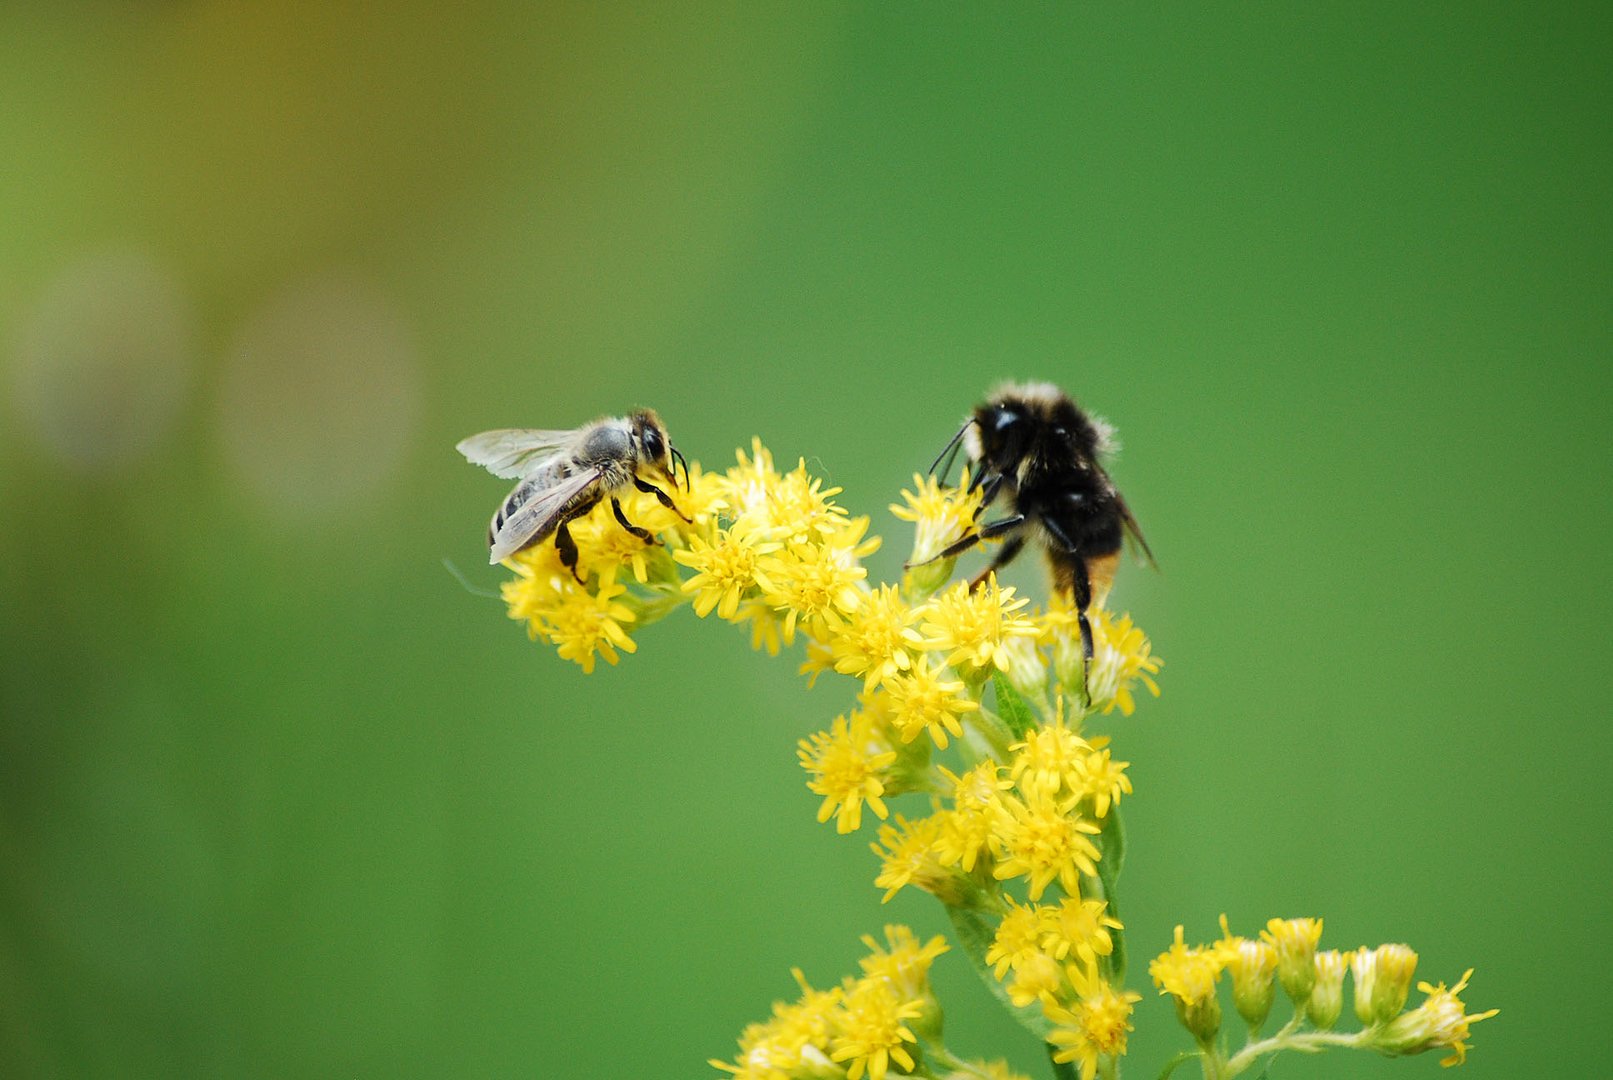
<box><xmin>990</xmin><ymin>791</ymin><xmax>1100</xmax><ymax>901</ymax></box>
<box><xmin>798</xmin><ymin>712</ymin><xmax>896</xmax><ymax>834</ymax></box>
<box><xmin>916</xmin><ymin>575</ymin><xmax>1040</xmax><ymax>676</ymax></box>
<box><xmin>1047</xmin><ymin>967</ymin><xmax>1142</xmax><ymax>1080</ymax></box>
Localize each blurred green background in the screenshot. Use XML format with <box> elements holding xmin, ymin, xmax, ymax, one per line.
<box><xmin>2</xmin><ymin>4</ymin><xmax>1607</xmax><ymax>1077</ymax></box>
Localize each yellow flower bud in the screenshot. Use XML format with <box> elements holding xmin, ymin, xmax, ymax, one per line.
<box><xmin>1261</xmin><ymin>917</ymin><xmax>1323</xmax><ymax>1004</ymax></box>
<box><xmin>1352</xmin><ymin>943</ymin><xmax>1419</xmax><ymax>1025</ymax></box>
<box><xmin>1305</xmin><ymin>950</ymin><xmax>1348</xmax><ymax>1029</ymax></box>
<box><xmin>1223</xmin><ymin>937</ymin><xmax>1278</xmax><ymax>1031</ymax></box>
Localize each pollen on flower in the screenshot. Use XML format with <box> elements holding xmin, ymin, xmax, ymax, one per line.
<box><xmin>985</xmin><ymin>897</ymin><xmax>1047</xmax><ymax>980</ymax></box>
<box><xmin>569</xmin><ymin>502</ymin><xmax>657</xmax><ymax>584</ymax></box>
<box><xmin>798</xmin><ymin>712</ymin><xmax>897</xmax><ymax>834</ymax></box>
<box><xmin>1006</xmin><ymin>949</ymin><xmax>1062</xmax><ymax>1009</ymax></box>
<box><xmin>1149</xmin><ymin>925</ymin><xmax>1225</xmax><ymax>1007</ymax></box>
<box><xmin>882</xmin><ymin>657</ymin><xmax>979</xmax><ymax>749</ymax></box>
<box><xmin>933</xmin><ymin>762</ymin><xmax>1010</xmax><ymax>872</ymax></box>
<box><xmin>990</xmin><ymin>791</ymin><xmax>1101</xmax><ymax>901</ymax></box>
<box><xmin>890</xmin><ymin>470</ymin><xmax>983</xmax><ymax>567</ymax></box>
<box><xmin>1047</xmin><ymin>965</ymin><xmax>1142</xmax><ymax>1080</ymax></box>
<box><xmin>766</xmin><ymin>459</ymin><xmax>852</xmax><ymax>546</ymax></box>
<box><xmin>502</xmin><ymin>556</ymin><xmax>639</xmax><ymax>674</ymax></box>
<box><xmin>1085</xmin><ymin>610</ymin><xmax>1162</xmax><ymax>716</ymax></box>
<box><xmin>675</xmin><ymin>521</ymin><xmax>781</xmax><ymax>619</ymax></box>
<box><xmin>870</xmin><ymin>814</ymin><xmax>948</xmax><ymax>903</ymax></box>
<box><xmin>1010</xmin><ymin>697</ymin><xmax>1091</xmax><ymax>799</ymax></box>
<box><xmin>916</xmin><ymin>575</ymin><xmax>1040</xmax><ymax>677</ymax></box>
<box><xmin>829</xmin><ymin>584</ymin><xmax>922</xmax><ymax>689</ymax></box>
<box><xmin>858</xmin><ymin>925</ymin><xmax>949</xmax><ymax>1000</ymax></box>
<box><xmin>759</xmin><ymin>535</ymin><xmax>869</xmax><ymax>643</ymax></box>
<box><xmin>1077</xmin><ymin>742</ymin><xmax>1132</xmax><ymax>819</ymax></box>
<box><xmin>829</xmin><ymin>976</ymin><xmax>924</xmax><ymax>1080</ymax></box>
<box><xmin>1042</xmin><ymin>897</ymin><xmax>1122</xmax><ymax>971</ymax></box>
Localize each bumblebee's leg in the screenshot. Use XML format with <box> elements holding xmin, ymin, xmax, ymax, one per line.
<box><xmin>968</xmin><ymin>533</ymin><xmax>1027</xmax><ymax>590</ymax></box>
<box><xmin>909</xmin><ymin>512</ymin><xmax>1023</xmax><ymax>568</ymax></box>
<box><xmin>633</xmin><ymin>475</ymin><xmax>693</xmax><ymax>522</ymax></box>
<box><xmin>1070</xmin><ymin>556</ymin><xmax>1095</xmax><ymax>663</ymax></box>
<box><xmin>611</xmin><ymin>496</ymin><xmax>657</xmax><ymax>544</ymax></box>
<box><xmin>904</xmin><ymin>472</ymin><xmax>1006</xmax><ymax>566</ymax></box>
<box><xmin>969</xmin><ymin>473</ymin><xmax>1005</xmax><ymax>521</ymax></box>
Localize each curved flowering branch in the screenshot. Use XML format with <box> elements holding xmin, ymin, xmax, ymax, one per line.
<box><xmin>481</xmin><ymin>438</ymin><xmax>1494</xmax><ymax>1079</ymax></box>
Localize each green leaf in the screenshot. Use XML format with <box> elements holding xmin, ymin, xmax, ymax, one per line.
<box><xmin>1156</xmin><ymin>1050</ymin><xmax>1204</xmax><ymax>1080</ymax></box>
<box><xmin>991</xmin><ymin>673</ymin><xmax>1038</xmax><ymax>738</ymax></box>
<box><xmin>1095</xmin><ymin>806</ymin><xmax>1127</xmax><ymax>981</ymax></box>
<box><xmin>945</xmin><ymin>905</ymin><xmax>1055</xmax><ymax>1040</ymax></box>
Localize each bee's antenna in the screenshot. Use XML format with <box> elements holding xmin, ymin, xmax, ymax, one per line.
<box><xmin>670</xmin><ymin>446</ymin><xmax>690</xmax><ymax>490</ymax></box>
<box><xmin>929</xmin><ymin>419</ymin><xmax>973</xmax><ymax>482</ymax></box>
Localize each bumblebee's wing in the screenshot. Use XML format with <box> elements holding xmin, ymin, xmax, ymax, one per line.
<box><xmin>457</xmin><ymin>428</ymin><xmax>575</xmax><ymax>479</ymax></box>
<box><xmin>488</xmin><ymin>466</ymin><xmax>603</xmax><ymax>564</ymax></box>
<box><xmin>1116</xmin><ymin>493</ymin><xmax>1157</xmax><ymax>569</ymax></box>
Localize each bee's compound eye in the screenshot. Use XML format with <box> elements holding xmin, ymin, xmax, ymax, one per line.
<box><xmin>991</xmin><ymin>408</ymin><xmax>1021</xmax><ymax>435</ymax></box>
<box><xmin>642</xmin><ymin>425</ymin><xmax>665</xmax><ymax>461</ymax></box>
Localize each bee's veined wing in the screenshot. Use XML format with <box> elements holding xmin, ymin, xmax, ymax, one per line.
<box><xmin>488</xmin><ymin>466</ymin><xmax>603</xmax><ymax>564</ymax></box>
<box><xmin>456</xmin><ymin>428</ymin><xmax>576</xmax><ymax>479</ymax></box>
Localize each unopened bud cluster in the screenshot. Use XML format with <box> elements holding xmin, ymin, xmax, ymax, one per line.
<box><xmin>1152</xmin><ymin>917</ymin><xmax>1497</xmax><ymax>1072</ymax></box>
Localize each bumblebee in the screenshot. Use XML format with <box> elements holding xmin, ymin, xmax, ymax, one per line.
<box><xmin>457</xmin><ymin>409</ymin><xmax>688</xmax><ymax>571</ymax></box>
<box><xmin>929</xmin><ymin>381</ymin><xmax>1154</xmax><ymax>665</ymax></box>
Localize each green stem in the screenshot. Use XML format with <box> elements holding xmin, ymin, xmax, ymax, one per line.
<box><xmin>1222</xmin><ymin>1029</ymin><xmax>1366</xmax><ymax>1077</ymax></box>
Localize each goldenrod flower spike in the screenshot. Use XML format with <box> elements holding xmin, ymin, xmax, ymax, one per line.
<box><xmin>475</xmin><ymin>437</ymin><xmax>1496</xmax><ymax>1078</ymax></box>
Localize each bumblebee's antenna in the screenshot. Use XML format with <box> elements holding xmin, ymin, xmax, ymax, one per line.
<box><xmin>929</xmin><ymin>419</ymin><xmax>974</xmax><ymax>483</ymax></box>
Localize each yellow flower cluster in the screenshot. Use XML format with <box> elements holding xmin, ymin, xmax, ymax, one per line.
<box><xmin>711</xmin><ymin>926</ymin><xmax>1014</xmax><ymax>1080</ymax></box>
<box><xmin>485</xmin><ymin>437</ymin><xmax>1496</xmax><ymax>1079</ymax></box>
<box><xmin>979</xmin><ymin>896</ymin><xmax>1136</xmax><ymax>1080</ymax></box>
<box><xmin>1152</xmin><ymin>917</ymin><xmax>1497</xmax><ymax>1069</ymax></box>
<box><xmin>498</xmin><ymin>465</ymin><xmax>720</xmax><ymax>672</ymax></box>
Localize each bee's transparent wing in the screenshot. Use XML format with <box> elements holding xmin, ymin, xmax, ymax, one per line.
<box><xmin>488</xmin><ymin>466</ymin><xmax>603</xmax><ymax>564</ymax></box>
<box><xmin>1116</xmin><ymin>494</ymin><xmax>1157</xmax><ymax>570</ymax></box>
<box><xmin>457</xmin><ymin>428</ymin><xmax>576</xmax><ymax>480</ymax></box>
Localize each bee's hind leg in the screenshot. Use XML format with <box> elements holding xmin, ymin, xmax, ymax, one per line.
<box><xmin>611</xmin><ymin>497</ymin><xmax>657</xmax><ymax>544</ymax></box>
<box><xmin>552</xmin><ymin>498</ymin><xmax>600</xmax><ymax>585</ymax></box>
<box><xmin>633</xmin><ymin>476</ymin><xmax>693</xmax><ymax>523</ymax></box>
<box><xmin>967</xmin><ymin>531</ymin><xmax>1026</xmax><ymax>590</ymax></box>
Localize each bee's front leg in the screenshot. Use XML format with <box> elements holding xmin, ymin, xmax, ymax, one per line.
<box><xmin>633</xmin><ymin>476</ymin><xmax>693</xmax><ymax>523</ymax></box>
<box><xmin>611</xmin><ymin>497</ymin><xmax>657</xmax><ymax>544</ymax></box>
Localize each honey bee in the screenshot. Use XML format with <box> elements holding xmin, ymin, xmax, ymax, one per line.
<box><xmin>928</xmin><ymin>381</ymin><xmax>1155</xmax><ymax>665</ymax></box>
<box><xmin>457</xmin><ymin>409</ymin><xmax>688</xmax><ymax>571</ymax></box>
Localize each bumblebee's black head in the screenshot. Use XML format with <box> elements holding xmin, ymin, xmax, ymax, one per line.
<box><xmin>967</xmin><ymin>382</ymin><xmax>1115</xmax><ymax>475</ymax></box>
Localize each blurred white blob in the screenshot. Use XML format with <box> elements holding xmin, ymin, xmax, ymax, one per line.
<box><xmin>218</xmin><ymin>276</ymin><xmax>420</xmax><ymax>519</ymax></box>
<box><xmin>10</xmin><ymin>250</ymin><xmax>196</xmax><ymax>472</ymax></box>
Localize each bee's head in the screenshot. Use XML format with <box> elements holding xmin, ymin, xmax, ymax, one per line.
<box><xmin>970</xmin><ymin>398</ymin><xmax>1036</xmax><ymax>473</ymax></box>
<box><xmin>629</xmin><ymin>408</ymin><xmax>687</xmax><ymax>488</ymax></box>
